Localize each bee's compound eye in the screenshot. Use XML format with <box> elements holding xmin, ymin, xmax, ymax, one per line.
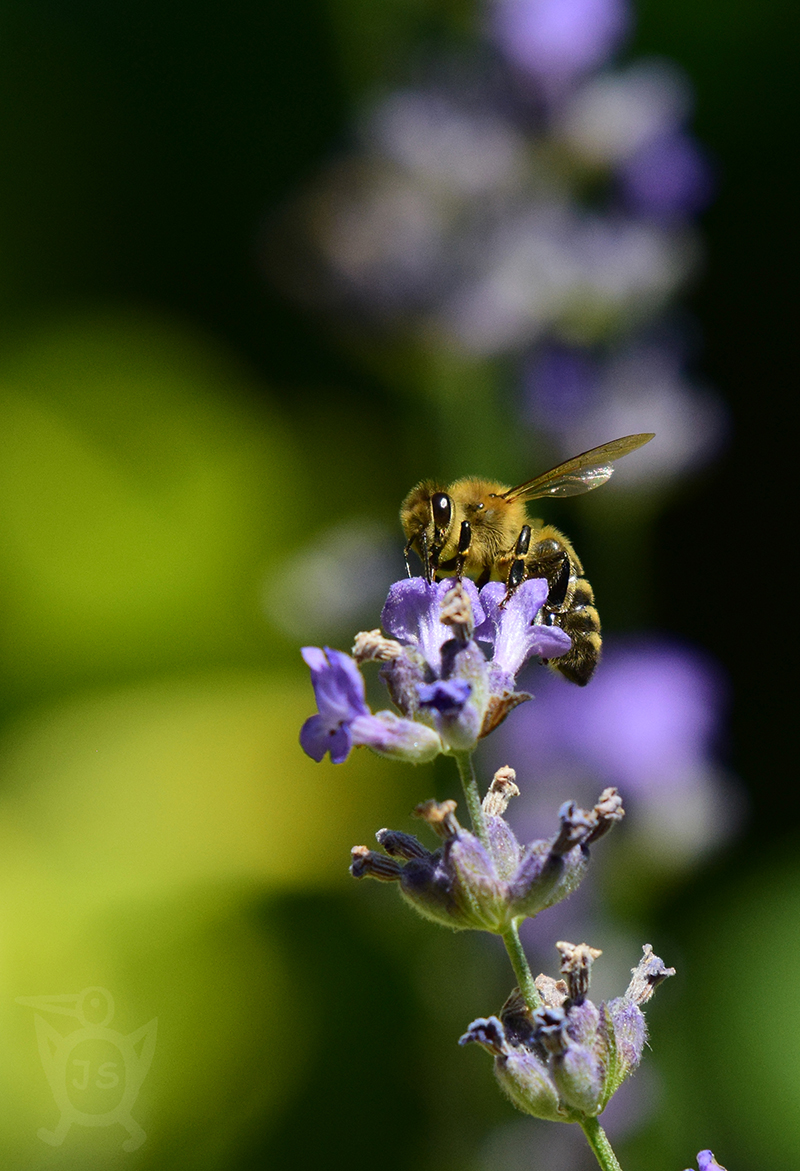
<box><xmin>431</xmin><ymin>494</ymin><xmax>452</xmax><ymax>530</ymax></box>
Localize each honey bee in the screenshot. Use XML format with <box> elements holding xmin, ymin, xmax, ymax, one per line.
<box><xmin>400</xmin><ymin>434</ymin><xmax>654</xmax><ymax>686</ymax></box>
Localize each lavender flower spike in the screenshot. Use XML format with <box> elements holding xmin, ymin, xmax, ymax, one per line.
<box><xmin>462</xmin><ymin>941</ymin><xmax>674</xmax><ymax>1122</ymax></box>
<box><xmin>300</xmin><ymin>646</ymin><xmax>442</xmax><ymax>764</ymax></box>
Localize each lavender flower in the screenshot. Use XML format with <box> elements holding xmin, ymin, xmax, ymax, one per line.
<box><xmin>299</xmin><ymin>646</ymin><xmax>442</xmax><ymax>764</ymax></box>
<box><xmin>270</xmin><ymin>51</ymin><xmax>704</xmax><ymax>358</ymax></box>
<box><xmin>555</xmin><ymin>60</ymin><xmax>693</xmax><ymax>169</ymax></box>
<box><xmin>618</xmin><ymin>131</ymin><xmax>714</xmax><ymax>222</ymax></box>
<box><xmin>380</xmin><ymin>576</ymin><xmax>571</xmax><ymax>750</ymax></box>
<box><xmin>460</xmin><ymin>942</ymin><xmax>674</xmax><ymax>1120</ymax></box>
<box><xmin>350</xmin><ymin>768</ymin><xmax>623</xmax><ymax>933</ymax></box>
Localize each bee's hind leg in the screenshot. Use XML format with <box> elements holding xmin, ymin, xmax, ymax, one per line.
<box><xmin>544</xmin><ymin>552</ymin><xmax>571</xmax><ymax>611</ymax></box>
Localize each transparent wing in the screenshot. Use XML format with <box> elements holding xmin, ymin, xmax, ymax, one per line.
<box><xmin>500</xmin><ymin>434</ymin><xmax>655</xmax><ymax>502</ymax></box>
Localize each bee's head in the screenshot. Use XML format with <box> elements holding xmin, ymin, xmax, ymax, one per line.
<box><xmin>400</xmin><ymin>481</ymin><xmax>454</xmax><ymax>582</ymax></box>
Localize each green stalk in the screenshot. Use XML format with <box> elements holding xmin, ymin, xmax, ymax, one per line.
<box><xmin>453</xmin><ymin>751</ymin><xmax>487</xmax><ymax>845</ymax></box>
<box><xmin>579</xmin><ymin>1117</ymin><xmax>624</xmax><ymax>1171</ymax></box>
<box><xmin>500</xmin><ymin>919</ymin><xmax>541</xmax><ymax>1011</ymax></box>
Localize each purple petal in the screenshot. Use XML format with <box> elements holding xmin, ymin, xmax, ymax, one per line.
<box><xmin>299</xmin><ymin>713</ymin><xmax>353</xmax><ymax>764</ymax></box>
<box><xmin>523</xmin><ymin>344</ymin><xmax>601</xmax><ymax>434</ymax></box>
<box><xmin>477</xmin><ymin>579</ymin><xmax>567</xmax><ymax>679</ymax></box>
<box><xmin>382</xmin><ymin>578</ymin><xmax>484</xmax><ymax>673</ymax></box>
<box><xmin>490</xmin><ymin>0</ymin><xmax>631</xmax><ymax>87</ymax></box>
<box><xmin>530</xmin><ymin>625</ymin><xmax>573</xmax><ymax>659</ymax></box>
<box><xmin>418</xmin><ymin>678</ymin><xmax>472</xmax><ymax>713</ymax></box>
<box><xmin>301</xmin><ymin>645</ymin><xmax>369</xmax><ymax>722</ymax></box>
<box><xmin>697</xmin><ymin>1154</ymin><xmax>727</xmax><ymax>1171</ymax></box>
<box><xmin>619</xmin><ymin>132</ymin><xmax>715</xmax><ymax>220</ymax></box>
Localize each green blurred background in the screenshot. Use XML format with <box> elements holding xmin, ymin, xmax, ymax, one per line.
<box><xmin>0</xmin><ymin>0</ymin><xmax>795</xmax><ymax>1168</ymax></box>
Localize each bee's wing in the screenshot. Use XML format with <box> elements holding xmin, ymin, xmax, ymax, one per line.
<box><xmin>500</xmin><ymin>433</ymin><xmax>654</xmax><ymax>502</ymax></box>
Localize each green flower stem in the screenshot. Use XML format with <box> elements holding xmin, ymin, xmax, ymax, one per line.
<box><xmin>579</xmin><ymin>1117</ymin><xmax>624</xmax><ymax>1171</ymax></box>
<box><xmin>500</xmin><ymin>919</ymin><xmax>541</xmax><ymax>1011</ymax></box>
<box><xmin>453</xmin><ymin>751</ymin><xmax>487</xmax><ymax>845</ymax></box>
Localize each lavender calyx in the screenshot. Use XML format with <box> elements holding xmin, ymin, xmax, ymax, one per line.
<box><xmin>460</xmin><ymin>942</ymin><xmax>675</xmax><ymax>1122</ymax></box>
<box><xmin>350</xmin><ymin>768</ymin><xmax>623</xmax><ymax>933</ymax></box>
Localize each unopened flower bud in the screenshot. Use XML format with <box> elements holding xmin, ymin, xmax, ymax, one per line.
<box><xmin>549</xmin><ymin>1033</ymin><xmax>605</xmax><ymax>1116</ymax></box>
<box><xmin>349</xmin><ymin>846</ymin><xmax>403</xmax><ymax>881</ymax></box>
<box><xmin>483</xmin><ymin>767</ymin><xmax>523</xmax><ymax>879</ymax></box>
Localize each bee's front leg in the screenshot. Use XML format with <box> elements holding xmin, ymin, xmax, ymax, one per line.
<box><xmin>454</xmin><ymin>521</ymin><xmax>472</xmax><ymax>578</ymax></box>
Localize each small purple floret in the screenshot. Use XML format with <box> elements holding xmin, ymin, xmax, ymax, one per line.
<box><xmin>300</xmin><ymin>646</ymin><xmax>370</xmax><ymax>763</ymax></box>
<box><xmin>696</xmin><ymin>1153</ymin><xmax>727</xmax><ymax>1171</ymax></box>
<box><xmin>300</xmin><ymin>645</ymin><xmax>443</xmax><ymax>764</ymax></box>
<box><xmin>382</xmin><ymin>577</ymin><xmax>485</xmax><ymax>674</ymax></box>
<box><xmin>418</xmin><ymin>678</ymin><xmax>472</xmax><ymax>713</ymax></box>
<box><xmin>477</xmin><ymin>579</ymin><xmax>572</xmax><ymax>690</ymax></box>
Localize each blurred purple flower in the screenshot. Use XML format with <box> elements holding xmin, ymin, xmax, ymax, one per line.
<box><xmin>486</xmin><ymin>636</ymin><xmax>741</xmax><ymax>861</ymax></box>
<box><xmin>523</xmin><ymin>344</ymin><xmax>600</xmax><ymax>431</ymax></box>
<box><xmin>618</xmin><ymin>132</ymin><xmax>715</xmax><ymax>221</ymax></box>
<box><xmin>435</xmin><ymin>206</ymin><xmax>692</xmax><ymax>356</ymax></box>
<box><xmin>489</xmin><ymin>0</ymin><xmax>631</xmax><ymax>91</ymax></box>
<box><xmin>555</xmin><ymin>61</ymin><xmax>692</xmax><ymax>165</ymax></box>
<box><xmin>366</xmin><ymin>87</ymin><xmax>527</xmax><ymax>196</ymax></box>
<box><xmin>523</xmin><ymin>337</ymin><xmax>728</xmax><ymax>486</ymax></box>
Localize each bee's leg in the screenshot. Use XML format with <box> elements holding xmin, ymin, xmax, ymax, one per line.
<box><xmin>454</xmin><ymin>520</ymin><xmax>472</xmax><ymax>578</ymax></box>
<box><xmin>500</xmin><ymin>526</ymin><xmax>531</xmax><ymax>604</ymax></box>
<box><xmin>545</xmin><ymin>553</ymin><xmax>571</xmax><ymax>610</ymax></box>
